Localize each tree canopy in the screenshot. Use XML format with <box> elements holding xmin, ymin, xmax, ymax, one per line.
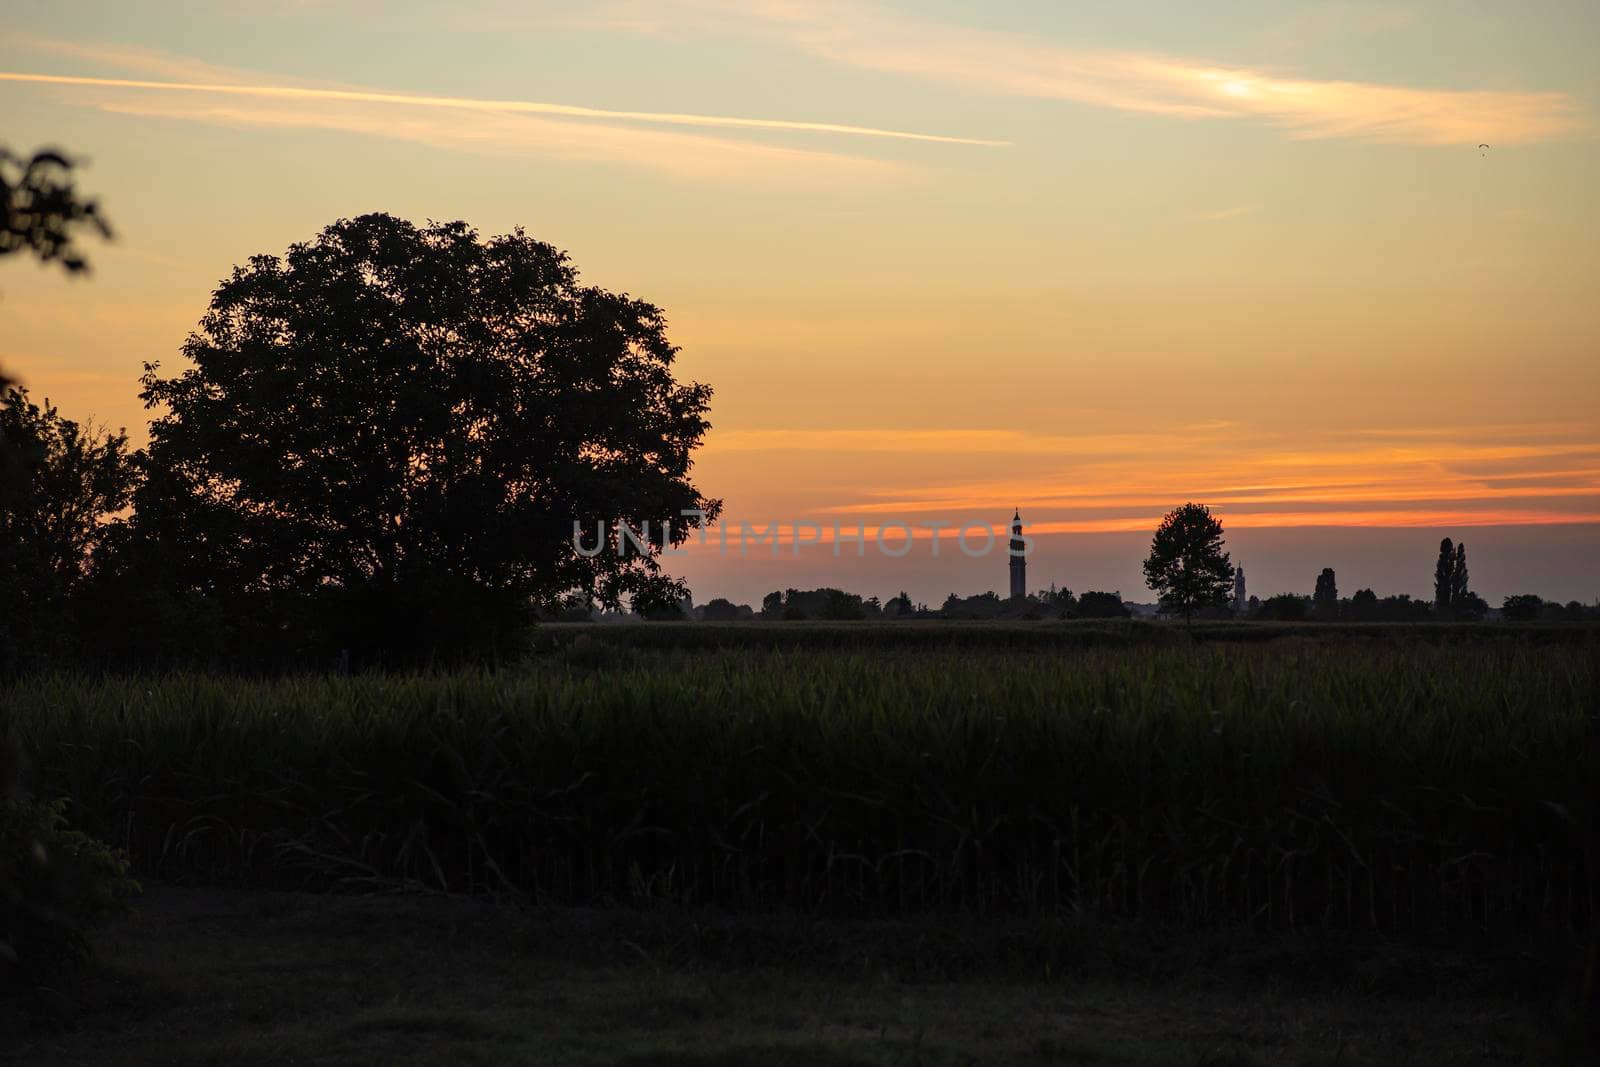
<box><xmin>1313</xmin><ymin>567</ymin><xmax>1339</xmax><ymax>619</ymax></box>
<box><xmin>1076</xmin><ymin>590</ymin><xmax>1130</xmax><ymax>619</ymax></box>
<box><xmin>1432</xmin><ymin>537</ymin><xmax>1478</xmax><ymax>620</ymax></box>
<box><xmin>1142</xmin><ymin>503</ymin><xmax>1233</xmax><ymax>622</ymax></box>
<box><xmin>134</xmin><ymin>213</ymin><xmax>719</xmax><ymax>661</ymax></box>
<box><xmin>0</xmin><ymin>387</ymin><xmax>135</xmax><ymax>670</ymax></box>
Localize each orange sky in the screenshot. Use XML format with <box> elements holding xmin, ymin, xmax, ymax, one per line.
<box><xmin>2</xmin><ymin>1</ymin><xmax>1596</xmax><ymax>605</ymax></box>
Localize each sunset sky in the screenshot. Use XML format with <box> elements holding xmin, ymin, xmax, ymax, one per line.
<box><xmin>3</xmin><ymin>1</ymin><xmax>1597</xmax><ymax>607</ymax></box>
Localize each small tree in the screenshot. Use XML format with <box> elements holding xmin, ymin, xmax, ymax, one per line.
<box><xmin>1432</xmin><ymin>537</ymin><xmax>1478</xmax><ymax>620</ymax></box>
<box><xmin>1142</xmin><ymin>503</ymin><xmax>1233</xmax><ymax>623</ymax></box>
<box><xmin>1040</xmin><ymin>586</ymin><xmax>1078</xmax><ymax>618</ymax></box>
<box><xmin>1313</xmin><ymin>568</ymin><xmax>1338</xmax><ymax>619</ymax></box>
<box><xmin>1434</xmin><ymin>538</ymin><xmax>1455</xmax><ymax>613</ymax></box>
<box><xmin>699</xmin><ymin>597</ymin><xmax>741</xmax><ymax>622</ymax></box>
<box><xmin>883</xmin><ymin>590</ymin><xmax>913</xmax><ymax>617</ymax></box>
<box><xmin>1450</xmin><ymin>542</ymin><xmax>1471</xmax><ymax>609</ymax></box>
<box><xmin>1077</xmin><ymin>590</ymin><xmax>1129</xmax><ymax>619</ymax></box>
<box><xmin>1453</xmin><ymin>591</ymin><xmax>1488</xmax><ymax>622</ymax></box>
<box><xmin>821</xmin><ymin>588</ymin><xmax>866</xmax><ymax>620</ymax></box>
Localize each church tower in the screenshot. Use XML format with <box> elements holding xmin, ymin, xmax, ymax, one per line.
<box><xmin>1233</xmin><ymin>565</ymin><xmax>1247</xmax><ymax>615</ymax></box>
<box><xmin>1008</xmin><ymin>509</ymin><xmax>1027</xmax><ymax>599</ymax></box>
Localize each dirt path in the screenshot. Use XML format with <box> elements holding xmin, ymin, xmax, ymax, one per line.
<box><xmin>4</xmin><ymin>887</ymin><xmax>1579</xmax><ymax>1066</ymax></box>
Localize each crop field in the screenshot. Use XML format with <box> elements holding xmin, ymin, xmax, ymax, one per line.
<box><xmin>7</xmin><ymin>625</ymin><xmax>1594</xmax><ymax>938</ymax></box>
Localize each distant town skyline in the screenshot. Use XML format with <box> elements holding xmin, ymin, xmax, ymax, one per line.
<box><xmin>665</xmin><ymin>516</ymin><xmax>1595</xmax><ymax>609</ymax></box>
<box><xmin>3</xmin><ymin>1</ymin><xmax>1596</xmax><ymax>605</ymax></box>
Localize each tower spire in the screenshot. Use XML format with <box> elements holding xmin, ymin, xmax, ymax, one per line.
<box><xmin>1008</xmin><ymin>509</ymin><xmax>1026</xmax><ymax>599</ymax></box>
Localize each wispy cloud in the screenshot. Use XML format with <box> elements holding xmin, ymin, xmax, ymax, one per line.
<box><xmin>83</xmin><ymin>91</ymin><xmax>906</xmax><ymax>186</ymax></box>
<box><xmin>0</xmin><ymin>33</ymin><xmax>1001</xmax><ymax>187</ymax></box>
<box><xmin>0</xmin><ymin>72</ymin><xmax>1005</xmax><ymax>147</ymax></box>
<box><xmin>1199</xmin><ymin>206</ymin><xmax>1256</xmax><ymax>221</ymax></box>
<box><xmin>703</xmin><ymin>428</ymin><xmax>1168</xmax><ymax>456</ymax></box>
<box><xmin>704</xmin><ymin>423</ymin><xmax>1600</xmax><ymax>530</ymax></box>
<box><xmin>599</xmin><ymin>0</ymin><xmax>1584</xmax><ymax>145</ymax></box>
<box><xmin>3</xmin><ymin>32</ymin><xmax>293</xmax><ymax>86</ymax></box>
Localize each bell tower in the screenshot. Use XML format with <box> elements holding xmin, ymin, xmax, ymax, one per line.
<box><xmin>1008</xmin><ymin>509</ymin><xmax>1026</xmax><ymax>599</ymax></box>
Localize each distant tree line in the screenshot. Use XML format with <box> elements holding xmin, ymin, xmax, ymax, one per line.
<box><xmin>1138</xmin><ymin>504</ymin><xmax>1593</xmax><ymax>624</ymax></box>
<box><xmin>687</xmin><ymin>586</ymin><xmax>1134</xmax><ymax>623</ymax></box>
<box><xmin>1221</xmin><ymin>537</ymin><xmax>1592</xmax><ymax>623</ymax></box>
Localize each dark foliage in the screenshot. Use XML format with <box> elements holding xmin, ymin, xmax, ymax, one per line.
<box><xmin>1453</xmin><ymin>590</ymin><xmax>1489</xmax><ymax>622</ymax></box>
<box><xmin>1451</xmin><ymin>541</ymin><xmax>1471</xmax><ymax>608</ymax></box>
<box><xmin>1255</xmin><ymin>593</ymin><xmax>1310</xmax><ymax>622</ymax></box>
<box><xmin>1312</xmin><ymin>568</ymin><xmax>1338</xmax><ymax>619</ymax></box>
<box><xmin>699</xmin><ymin>597</ymin><xmax>743</xmax><ymax>621</ymax></box>
<box><xmin>1035</xmin><ymin>587</ymin><xmax>1075</xmax><ymax>618</ymax></box>
<box><xmin>765</xmin><ymin>587</ymin><xmax>878</xmax><ymax>620</ymax></box>
<box><xmin>0</xmin><ymin>147</ymin><xmax>110</xmax><ymax>276</ymax></box>
<box><xmin>130</xmin><ymin>214</ymin><xmax>719</xmax><ymax>665</ymax></box>
<box><xmin>1431</xmin><ymin>538</ymin><xmax>1483</xmax><ymax>620</ymax></box>
<box><xmin>1502</xmin><ymin>594</ymin><xmax>1545</xmax><ymax>622</ymax></box>
<box><xmin>1142</xmin><ymin>503</ymin><xmax>1233</xmax><ymax>622</ymax></box>
<box><xmin>1368</xmin><ymin>593</ymin><xmax>1432</xmax><ymax>622</ymax></box>
<box><xmin>883</xmin><ymin>590</ymin><xmax>915</xmax><ymax>617</ymax></box>
<box><xmin>1534</xmin><ymin>599</ymin><xmax>1599</xmax><ymax>622</ymax></box>
<box><xmin>1435</xmin><ymin>538</ymin><xmax>1455</xmax><ymax>613</ymax></box>
<box><xmin>1</xmin><ymin>791</ymin><xmax>138</xmax><ymax>995</ymax></box>
<box><xmin>0</xmin><ymin>388</ymin><xmax>137</xmax><ymax>674</ymax></box>
<box><xmin>940</xmin><ymin>591</ymin><xmax>1004</xmax><ymax>620</ymax></box>
<box><xmin>1075</xmin><ymin>590</ymin><xmax>1131</xmax><ymax>619</ymax></box>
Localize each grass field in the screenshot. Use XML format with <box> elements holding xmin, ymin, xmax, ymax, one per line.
<box><xmin>4</xmin><ymin>623</ymin><xmax>1597</xmax><ymax>1063</ymax></box>
<box><xmin>7</xmin><ymin>624</ymin><xmax>1594</xmax><ymax>933</ymax></box>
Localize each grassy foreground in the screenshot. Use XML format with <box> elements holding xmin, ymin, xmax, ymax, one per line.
<box><xmin>4</xmin><ymin>885</ymin><xmax>1584</xmax><ymax>1066</ymax></box>
<box><xmin>5</xmin><ymin>632</ymin><xmax>1594</xmax><ymax>933</ymax></box>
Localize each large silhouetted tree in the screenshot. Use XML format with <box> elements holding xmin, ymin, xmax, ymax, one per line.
<box><xmin>134</xmin><ymin>213</ymin><xmax>719</xmax><ymax>662</ymax></box>
<box><xmin>1142</xmin><ymin>503</ymin><xmax>1233</xmax><ymax>623</ymax></box>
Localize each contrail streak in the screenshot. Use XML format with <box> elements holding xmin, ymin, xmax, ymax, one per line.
<box><xmin>0</xmin><ymin>71</ymin><xmax>1009</xmax><ymax>147</ymax></box>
